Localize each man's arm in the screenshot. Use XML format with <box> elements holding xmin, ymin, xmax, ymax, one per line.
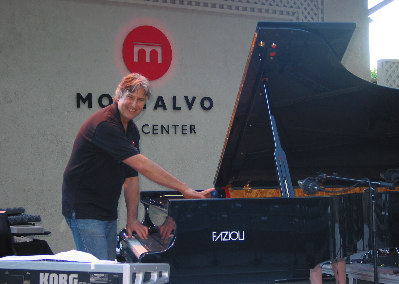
<box><xmin>124</xmin><ymin>176</ymin><xmax>149</xmax><ymax>239</ymax></box>
<box><xmin>123</xmin><ymin>154</ymin><xmax>213</xmax><ymax>199</ymax></box>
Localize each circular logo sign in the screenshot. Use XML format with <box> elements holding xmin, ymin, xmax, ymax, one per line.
<box><xmin>122</xmin><ymin>25</ymin><xmax>172</xmax><ymax>81</ymax></box>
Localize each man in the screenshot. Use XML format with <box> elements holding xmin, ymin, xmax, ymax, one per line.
<box><xmin>62</xmin><ymin>73</ymin><xmax>213</xmax><ymax>260</ymax></box>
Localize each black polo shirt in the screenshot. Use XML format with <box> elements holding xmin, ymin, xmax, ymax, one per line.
<box><xmin>62</xmin><ymin>103</ymin><xmax>140</xmax><ymax>220</ymax></box>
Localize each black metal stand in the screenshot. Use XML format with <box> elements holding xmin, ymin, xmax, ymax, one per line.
<box><xmin>367</xmin><ymin>182</ymin><xmax>379</xmax><ymax>284</ymax></box>
<box><xmin>315</xmin><ymin>174</ymin><xmax>394</xmax><ymax>283</ymax></box>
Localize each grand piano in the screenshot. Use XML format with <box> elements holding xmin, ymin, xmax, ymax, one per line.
<box><xmin>118</xmin><ymin>22</ymin><xmax>399</xmax><ymax>283</ymax></box>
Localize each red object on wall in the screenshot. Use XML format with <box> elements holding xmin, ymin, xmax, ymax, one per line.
<box><xmin>123</xmin><ymin>25</ymin><xmax>172</xmax><ymax>81</ymax></box>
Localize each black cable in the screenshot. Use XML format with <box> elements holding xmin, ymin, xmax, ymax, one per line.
<box><xmin>316</xmin><ymin>181</ymin><xmax>365</xmax><ymax>194</ymax></box>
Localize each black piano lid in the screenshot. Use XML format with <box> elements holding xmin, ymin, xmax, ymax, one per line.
<box><xmin>214</xmin><ymin>22</ymin><xmax>399</xmax><ymax>189</ymax></box>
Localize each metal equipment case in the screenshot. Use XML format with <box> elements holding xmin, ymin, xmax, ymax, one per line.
<box><xmin>0</xmin><ymin>260</ymin><xmax>169</xmax><ymax>284</ymax></box>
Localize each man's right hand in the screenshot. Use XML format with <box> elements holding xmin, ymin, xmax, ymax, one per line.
<box><xmin>182</xmin><ymin>187</ymin><xmax>215</xmax><ymax>199</ymax></box>
<box><xmin>126</xmin><ymin>219</ymin><xmax>149</xmax><ymax>239</ymax></box>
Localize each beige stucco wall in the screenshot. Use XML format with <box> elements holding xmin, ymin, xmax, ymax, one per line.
<box><xmin>0</xmin><ymin>0</ymin><xmax>370</xmax><ymax>254</ymax></box>
<box><xmin>324</xmin><ymin>0</ymin><xmax>370</xmax><ymax>79</ymax></box>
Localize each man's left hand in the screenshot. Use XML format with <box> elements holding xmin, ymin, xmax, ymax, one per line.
<box><xmin>159</xmin><ymin>216</ymin><xmax>176</xmax><ymax>239</ymax></box>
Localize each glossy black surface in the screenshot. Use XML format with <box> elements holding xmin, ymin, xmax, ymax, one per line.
<box><xmin>214</xmin><ymin>22</ymin><xmax>399</xmax><ymax>188</ymax></box>
<box><xmin>134</xmin><ymin>191</ymin><xmax>399</xmax><ymax>282</ymax></box>
<box><xmin>122</xmin><ymin>22</ymin><xmax>399</xmax><ymax>282</ymax></box>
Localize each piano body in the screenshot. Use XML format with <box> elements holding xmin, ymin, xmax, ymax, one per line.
<box><xmin>118</xmin><ymin>22</ymin><xmax>399</xmax><ymax>283</ymax></box>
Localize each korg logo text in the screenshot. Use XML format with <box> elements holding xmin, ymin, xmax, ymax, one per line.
<box><xmin>212</xmin><ymin>231</ymin><xmax>245</xmax><ymax>242</ymax></box>
<box><xmin>40</xmin><ymin>273</ymin><xmax>78</xmax><ymax>284</ymax></box>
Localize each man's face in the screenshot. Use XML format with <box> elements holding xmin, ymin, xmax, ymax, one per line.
<box><xmin>117</xmin><ymin>88</ymin><xmax>147</xmax><ymax>124</ymax></box>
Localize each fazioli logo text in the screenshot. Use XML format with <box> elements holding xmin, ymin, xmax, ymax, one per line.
<box><xmin>212</xmin><ymin>230</ymin><xmax>245</xmax><ymax>242</ymax></box>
